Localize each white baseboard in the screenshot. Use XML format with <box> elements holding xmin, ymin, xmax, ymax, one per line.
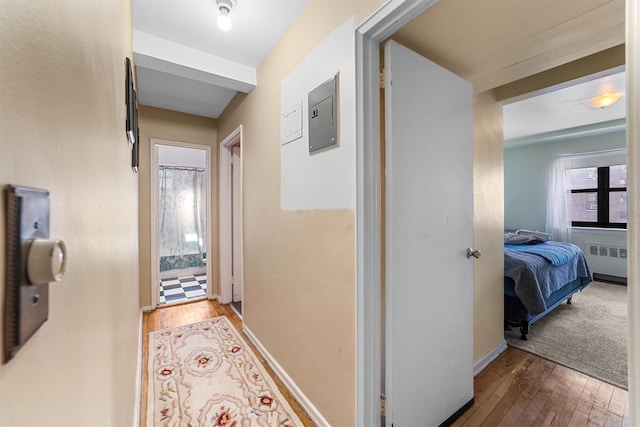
<box><xmin>473</xmin><ymin>339</ymin><xmax>508</xmax><ymax>377</ymax></box>
<box><xmin>242</xmin><ymin>326</ymin><xmax>330</xmax><ymax>427</ymax></box>
<box><xmin>159</xmin><ymin>266</ymin><xmax>206</xmax><ymax>280</ymax></box>
<box><xmin>141</xmin><ymin>305</ymin><xmax>154</xmax><ymax>313</ymax></box>
<box><xmin>134</xmin><ymin>310</ymin><xmax>144</xmax><ymax>426</ymax></box>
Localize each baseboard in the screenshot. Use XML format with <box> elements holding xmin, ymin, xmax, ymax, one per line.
<box><xmin>141</xmin><ymin>305</ymin><xmax>154</xmax><ymax>313</ymax></box>
<box><xmin>134</xmin><ymin>310</ymin><xmax>144</xmax><ymax>426</ymax></box>
<box><xmin>242</xmin><ymin>326</ymin><xmax>330</xmax><ymax>427</ymax></box>
<box><xmin>159</xmin><ymin>266</ymin><xmax>206</xmax><ymax>280</ymax></box>
<box><xmin>593</xmin><ymin>273</ymin><xmax>627</xmax><ymax>285</ymax></box>
<box><xmin>473</xmin><ymin>339</ymin><xmax>507</xmax><ymax>377</ymax></box>
<box><xmin>208</xmin><ymin>294</ymin><xmax>218</xmax><ymax>301</ymax></box>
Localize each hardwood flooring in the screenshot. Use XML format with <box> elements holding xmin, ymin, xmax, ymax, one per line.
<box><xmin>141</xmin><ymin>300</ymin><xmax>629</xmax><ymax>427</ymax></box>
<box><xmin>141</xmin><ymin>299</ymin><xmax>314</xmax><ymax>426</ymax></box>
<box><xmin>452</xmin><ymin>347</ymin><xmax>630</xmax><ymax>427</ymax></box>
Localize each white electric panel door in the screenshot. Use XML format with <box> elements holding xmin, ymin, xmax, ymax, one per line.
<box><xmin>385</xmin><ymin>40</ymin><xmax>474</xmax><ymax>427</ymax></box>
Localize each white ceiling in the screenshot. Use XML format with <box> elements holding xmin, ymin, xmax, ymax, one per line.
<box><xmin>504</xmin><ymin>70</ymin><xmax>627</xmax><ymax>142</ymax></box>
<box><xmin>133</xmin><ymin>0</ymin><xmax>626</xmax><ymax>139</ymax></box>
<box><xmin>132</xmin><ymin>0</ymin><xmax>310</xmax><ymax>118</ymax></box>
<box><xmin>391</xmin><ymin>0</ymin><xmax>624</xmax><ymax>144</ymax></box>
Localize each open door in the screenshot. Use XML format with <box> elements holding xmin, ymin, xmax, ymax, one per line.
<box><xmin>384</xmin><ymin>40</ymin><xmax>475</xmax><ymax>426</ymax></box>
<box><xmin>231</xmin><ymin>145</ymin><xmax>243</xmax><ymax>305</ymax></box>
<box><xmin>219</xmin><ymin>126</ymin><xmax>243</xmax><ymax>312</ymax></box>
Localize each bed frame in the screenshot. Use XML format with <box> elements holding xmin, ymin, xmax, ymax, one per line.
<box><xmin>504</xmin><ymin>276</ymin><xmax>589</xmax><ymax>340</ymax></box>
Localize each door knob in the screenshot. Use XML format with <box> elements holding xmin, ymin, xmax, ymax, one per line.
<box><xmin>466</xmin><ymin>248</ymin><xmax>481</xmax><ymax>259</ymax></box>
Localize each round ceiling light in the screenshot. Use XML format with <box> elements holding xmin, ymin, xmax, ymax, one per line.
<box><xmin>588</xmin><ymin>92</ymin><xmax>622</xmax><ymax>109</ymax></box>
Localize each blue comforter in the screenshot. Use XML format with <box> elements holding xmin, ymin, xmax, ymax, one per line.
<box><xmin>504</xmin><ymin>241</ymin><xmax>583</xmax><ymax>266</ymax></box>
<box><xmin>504</xmin><ymin>243</ymin><xmax>591</xmax><ymax>315</ymax></box>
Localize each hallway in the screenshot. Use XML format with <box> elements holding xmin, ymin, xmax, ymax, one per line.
<box><xmin>141</xmin><ymin>300</ymin><xmax>314</xmax><ymax>426</ymax></box>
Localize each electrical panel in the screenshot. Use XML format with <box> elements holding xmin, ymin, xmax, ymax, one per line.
<box><xmin>308</xmin><ymin>74</ymin><xmax>338</xmax><ymax>154</ymax></box>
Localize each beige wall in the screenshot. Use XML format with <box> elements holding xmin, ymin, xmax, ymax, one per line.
<box><xmin>472</xmin><ymin>91</ymin><xmax>505</xmax><ymax>362</ymax></box>
<box><xmin>137</xmin><ymin>106</ymin><xmax>218</xmax><ymax>307</ymax></box>
<box><xmin>216</xmin><ymin>1</ymin><xmax>384</xmax><ymax>425</ymax></box>
<box><xmin>0</xmin><ymin>1</ymin><xmax>140</xmax><ymax>425</ymax></box>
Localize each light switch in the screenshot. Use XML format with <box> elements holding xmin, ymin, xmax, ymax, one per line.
<box><xmin>27</xmin><ymin>239</ymin><xmax>67</xmax><ymax>285</ymax></box>
<box><xmin>3</xmin><ymin>185</ymin><xmax>66</xmax><ymax>363</ymax></box>
<box><xmin>281</xmin><ymin>102</ymin><xmax>303</xmax><ymax>145</ymax></box>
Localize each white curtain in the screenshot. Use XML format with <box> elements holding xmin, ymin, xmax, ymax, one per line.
<box><xmin>546</xmin><ymin>148</ymin><xmax>627</xmax><ymax>242</ymax></box>
<box><xmin>159</xmin><ymin>166</ymin><xmax>207</xmax><ymax>272</ymax></box>
<box><xmin>546</xmin><ymin>156</ymin><xmax>572</xmax><ymax>242</ymax></box>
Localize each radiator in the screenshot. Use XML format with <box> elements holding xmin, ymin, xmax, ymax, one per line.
<box><xmin>585</xmin><ymin>241</ymin><xmax>627</xmax><ymax>278</ymax></box>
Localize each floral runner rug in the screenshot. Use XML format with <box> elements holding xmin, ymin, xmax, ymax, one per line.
<box><xmin>147</xmin><ymin>316</ymin><xmax>304</xmax><ymax>426</ymax></box>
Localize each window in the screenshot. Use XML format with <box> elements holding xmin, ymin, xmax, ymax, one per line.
<box><xmin>567</xmin><ymin>165</ymin><xmax>627</xmax><ymax>228</ymax></box>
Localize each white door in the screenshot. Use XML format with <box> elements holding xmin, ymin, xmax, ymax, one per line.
<box><xmin>384</xmin><ymin>40</ymin><xmax>474</xmax><ymax>426</ymax></box>
<box><xmin>231</xmin><ymin>146</ymin><xmax>243</xmax><ymax>302</ymax></box>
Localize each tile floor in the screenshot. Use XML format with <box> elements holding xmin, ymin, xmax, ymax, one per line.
<box><xmin>159</xmin><ymin>274</ymin><xmax>207</xmax><ymax>305</ymax></box>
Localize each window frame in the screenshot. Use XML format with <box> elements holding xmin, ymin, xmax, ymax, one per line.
<box><xmin>570</xmin><ymin>165</ymin><xmax>627</xmax><ymax>229</ymax></box>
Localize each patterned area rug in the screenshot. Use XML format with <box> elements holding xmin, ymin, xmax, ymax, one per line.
<box><xmin>505</xmin><ymin>281</ymin><xmax>627</xmax><ymax>390</ymax></box>
<box><xmin>147</xmin><ymin>316</ymin><xmax>304</xmax><ymax>426</ymax></box>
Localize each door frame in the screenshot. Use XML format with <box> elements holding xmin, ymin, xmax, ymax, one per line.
<box><xmin>626</xmin><ymin>1</ymin><xmax>640</xmax><ymax>424</ymax></box>
<box><xmin>218</xmin><ymin>125</ymin><xmax>243</xmax><ymax>305</ymax></box>
<box><xmin>149</xmin><ymin>138</ymin><xmax>213</xmax><ymax>309</ymax></box>
<box><xmin>355</xmin><ymin>2</ymin><xmax>440</xmax><ymax>424</ymax></box>
<box><xmin>355</xmin><ymin>0</ymin><xmax>639</xmax><ymax>425</ymax></box>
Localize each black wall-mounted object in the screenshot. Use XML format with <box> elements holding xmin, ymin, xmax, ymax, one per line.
<box><xmin>125</xmin><ymin>57</ymin><xmax>135</xmax><ymax>144</ymax></box>
<box><xmin>132</xmin><ymin>90</ymin><xmax>139</xmax><ymax>173</ymax></box>
<box><xmin>125</xmin><ymin>57</ymin><xmax>139</xmax><ymax>173</ymax></box>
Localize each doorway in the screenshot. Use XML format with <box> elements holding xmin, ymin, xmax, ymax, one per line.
<box><xmin>355</xmin><ymin>1</ymin><xmax>636</xmax><ymax>425</ymax></box>
<box><xmin>150</xmin><ymin>139</ymin><xmax>213</xmax><ymax>308</ymax></box>
<box><xmin>219</xmin><ymin>126</ymin><xmax>243</xmax><ymax>317</ymax></box>
<box><xmin>502</xmin><ymin>71</ymin><xmax>628</xmax><ymax>388</ymax></box>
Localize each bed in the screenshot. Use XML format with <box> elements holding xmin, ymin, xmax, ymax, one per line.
<box><xmin>503</xmin><ymin>232</ymin><xmax>592</xmax><ymax>340</ymax></box>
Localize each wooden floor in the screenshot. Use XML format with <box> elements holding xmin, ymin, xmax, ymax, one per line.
<box><xmin>141</xmin><ymin>299</ymin><xmax>315</xmax><ymax>427</ymax></box>
<box><xmin>452</xmin><ymin>347</ymin><xmax>630</xmax><ymax>427</ymax></box>
<box><xmin>142</xmin><ymin>300</ymin><xmax>629</xmax><ymax>427</ymax></box>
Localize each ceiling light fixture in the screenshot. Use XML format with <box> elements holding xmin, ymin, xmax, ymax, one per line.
<box><xmin>588</xmin><ymin>92</ymin><xmax>622</xmax><ymax>109</ymax></box>
<box><xmin>216</xmin><ymin>0</ymin><xmax>236</xmax><ymax>32</ymax></box>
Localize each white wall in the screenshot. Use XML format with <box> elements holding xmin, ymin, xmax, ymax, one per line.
<box><xmin>280</xmin><ymin>18</ymin><xmax>356</xmax><ymax>211</ymax></box>
<box><xmin>158</xmin><ymin>144</ymin><xmax>207</xmax><ymax>168</ymax></box>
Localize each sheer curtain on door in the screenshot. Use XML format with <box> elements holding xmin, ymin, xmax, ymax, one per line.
<box><xmin>159</xmin><ymin>166</ymin><xmax>207</xmax><ymax>273</ymax></box>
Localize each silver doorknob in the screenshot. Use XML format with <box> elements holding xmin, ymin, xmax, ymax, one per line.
<box><xmin>466</xmin><ymin>248</ymin><xmax>481</xmax><ymax>259</ymax></box>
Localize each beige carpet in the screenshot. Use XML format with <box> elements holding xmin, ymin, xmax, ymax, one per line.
<box><xmin>505</xmin><ymin>281</ymin><xmax>628</xmax><ymax>390</ymax></box>
<box><xmin>147</xmin><ymin>316</ymin><xmax>304</xmax><ymax>426</ymax></box>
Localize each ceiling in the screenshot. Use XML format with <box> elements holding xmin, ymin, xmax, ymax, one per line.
<box><xmin>132</xmin><ymin>0</ymin><xmax>309</xmax><ymax>118</ymax></box>
<box><xmin>392</xmin><ymin>0</ymin><xmax>625</xmax><ymax>140</ymax></box>
<box><xmin>503</xmin><ymin>69</ymin><xmax>626</xmax><ymax>142</ymax></box>
<box><xmin>133</xmin><ymin>0</ymin><xmax>626</xmax><ymax>137</ymax></box>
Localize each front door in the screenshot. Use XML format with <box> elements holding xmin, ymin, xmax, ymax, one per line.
<box><xmin>384</xmin><ymin>39</ymin><xmax>475</xmax><ymax>426</ymax></box>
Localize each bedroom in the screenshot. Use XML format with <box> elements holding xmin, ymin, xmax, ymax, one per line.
<box><xmin>503</xmin><ymin>66</ymin><xmax>628</xmax><ymax>389</ymax></box>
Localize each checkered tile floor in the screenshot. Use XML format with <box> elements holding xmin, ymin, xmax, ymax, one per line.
<box><xmin>159</xmin><ymin>274</ymin><xmax>207</xmax><ymax>306</ymax></box>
